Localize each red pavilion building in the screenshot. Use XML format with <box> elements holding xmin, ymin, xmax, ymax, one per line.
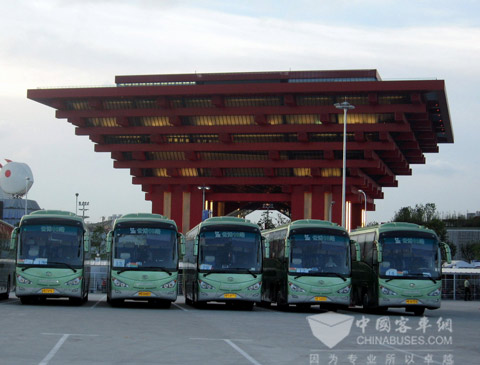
<box><xmin>27</xmin><ymin>70</ymin><xmax>453</xmax><ymax>232</ymax></box>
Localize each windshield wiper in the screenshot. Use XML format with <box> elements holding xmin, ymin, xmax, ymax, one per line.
<box><xmin>42</xmin><ymin>261</ymin><xmax>77</xmax><ymax>273</ymax></box>
<box><xmin>246</xmin><ymin>270</ymin><xmax>257</xmax><ymax>279</ymax></box>
<box><xmin>116</xmin><ymin>268</ymin><xmax>140</xmax><ymax>274</ymax></box>
<box><xmin>142</xmin><ymin>266</ymin><xmax>173</xmax><ymax>276</ymax></box>
<box><xmin>408</xmin><ymin>273</ymin><xmax>437</xmax><ymax>284</ymax></box>
<box><xmin>327</xmin><ymin>272</ymin><xmax>347</xmax><ymax>281</ymax></box>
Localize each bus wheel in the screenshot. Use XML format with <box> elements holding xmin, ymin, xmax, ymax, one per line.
<box><xmin>362</xmin><ymin>291</ymin><xmax>371</xmax><ymax>309</ymax></box>
<box><xmin>0</xmin><ymin>277</ymin><xmax>10</xmax><ymax>300</ymax></box>
<box><xmin>110</xmin><ymin>299</ymin><xmax>124</xmax><ymax>307</ymax></box>
<box><xmin>412</xmin><ymin>307</ymin><xmax>425</xmax><ymax>316</ymax></box>
<box><xmin>20</xmin><ymin>297</ymin><xmax>34</xmax><ymax>305</ymax></box>
<box><xmin>70</xmin><ymin>297</ymin><xmax>84</xmax><ymax>306</ymax></box>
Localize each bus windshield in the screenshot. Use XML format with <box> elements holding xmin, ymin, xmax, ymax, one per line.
<box><xmin>198</xmin><ymin>230</ymin><xmax>262</xmax><ymax>272</ymax></box>
<box><xmin>113</xmin><ymin>227</ymin><xmax>177</xmax><ymax>270</ymax></box>
<box><xmin>289</xmin><ymin>233</ymin><xmax>350</xmax><ymax>276</ymax></box>
<box><xmin>18</xmin><ymin>225</ymin><xmax>83</xmax><ymax>267</ymax></box>
<box><xmin>379</xmin><ymin>233</ymin><xmax>441</xmax><ymax>279</ymax></box>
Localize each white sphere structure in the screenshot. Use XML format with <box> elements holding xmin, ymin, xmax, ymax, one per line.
<box><xmin>0</xmin><ymin>161</ymin><xmax>34</xmax><ymax>196</ymax></box>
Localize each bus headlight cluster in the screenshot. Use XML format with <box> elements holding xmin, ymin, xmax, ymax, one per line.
<box><xmin>199</xmin><ymin>280</ymin><xmax>215</xmax><ymax>290</ymax></box>
<box><xmin>112</xmin><ymin>278</ymin><xmax>129</xmax><ymax>288</ymax></box>
<box><xmin>17</xmin><ymin>275</ymin><xmax>32</xmax><ymax>285</ymax></box>
<box><xmin>65</xmin><ymin>277</ymin><xmax>82</xmax><ymax>286</ymax></box>
<box><xmin>380</xmin><ymin>286</ymin><xmax>398</xmax><ymax>296</ymax></box>
<box><xmin>337</xmin><ymin>285</ymin><xmax>351</xmax><ymax>294</ymax></box>
<box><xmin>162</xmin><ymin>280</ymin><xmax>177</xmax><ymax>289</ymax></box>
<box><xmin>427</xmin><ymin>288</ymin><xmax>441</xmax><ymax>296</ymax></box>
<box><xmin>288</xmin><ymin>282</ymin><xmax>305</xmax><ymax>293</ymax></box>
<box><xmin>247</xmin><ymin>282</ymin><xmax>261</xmax><ymax>290</ymax></box>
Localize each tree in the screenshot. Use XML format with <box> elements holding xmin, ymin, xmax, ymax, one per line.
<box><xmin>392</xmin><ymin>203</ymin><xmax>456</xmax><ymax>258</ymax></box>
<box><xmin>459</xmin><ymin>242</ymin><xmax>480</xmax><ymax>262</ymax></box>
<box><xmin>256</xmin><ymin>210</ymin><xmax>290</xmax><ymax>230</ymax></box>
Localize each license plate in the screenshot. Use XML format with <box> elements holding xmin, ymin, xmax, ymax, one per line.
<box><xmin>314</xmin><ymin>296</ymin><xmax>327</xmax><ymax>302</ymax></box>
<box><xmin>42</xmin><ymin>289</ymin><xmax>55</xmax><ymax>294</ymax></box>
<box><xmin>406</xmin><ymin>299</ymin><xmax>418</xmax><ymax>304</ymax></box>
<box><xmin>138</xmin><ymin>291</ymin><xmax>151</xmax><ymax>297</ymax></box>
<box><xmin>224</xmin><ymin>293</ymin><xmax>237</xmax><ymax>298</ymax></box>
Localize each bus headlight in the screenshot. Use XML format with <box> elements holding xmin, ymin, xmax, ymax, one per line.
<box><xmin>112</xmin><ymin>278</ymin><xmax>129</xmax><ymax>288</ymax></box>
<box><xmin>17</xmin><ymin>275</ymin><xmax>32</xmax><ymax>285</ymax></box>
<box><xmin>337</xmin><ymin>285</ymin><xmax>351</xmax><ymax>294</ymax></box>
<box><xmin>65</xmin><ymin>277</ymin><xmax>82</xmax><ymax>286</ymax></box>
<box><xmin>288</xmin><ymin>282</ymin><xmax>305</xmax><ymax>293</ymax></box>
<box><xmin>247</xmin><ymin>282</ymin><xmax>261</xmax><ymax>290</ymax></box>
<box><xmin>380</xmin><ymin>286</ymin><xmax>398</xmax><ymax>296</ymax></box>
<box><xmin>199</xmin><ymin>280</ymin><xmax>215</xmax><ymax>290</ymax></box>
<box><xmin>162</xmin><ymin>280</ymin><xmax>177</xmax><ymax>289</ymax></box>
<box><xmin>427</xmin><ymin>288</ymin><xmax>441</xmax><ymax>296</ymax></box>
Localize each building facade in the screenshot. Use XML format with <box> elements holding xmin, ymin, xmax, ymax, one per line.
<box><xmin>27</xmin><ymin>70</ymin><xmax>453</xmax><ymax>232</ymax></box>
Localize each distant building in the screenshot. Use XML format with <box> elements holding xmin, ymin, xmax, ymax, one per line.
<box><xmin>0</xmin><ymin>189</ymin><xmax>40</xmax><ymax>226</ymax></box>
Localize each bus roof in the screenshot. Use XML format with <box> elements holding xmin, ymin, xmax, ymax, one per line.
<box><xmin>189</xmin><ymin>216</ymin><xmax>260</xmax><ymax>233</ymax></box>
<box><xmin>351</xmin><ymin>222</ymin><xmax>437</xmax><ymax>236</ymax></box>
<box><xmin>263</xmin><ymin>219</ymin><xmax>346</xmax><ymax>235</ymax></box>
<box><xmin>19</xmin><ymin>210</ymin><xmax>86</xmax><ymax>228</ymax></box>
<box><xmin>113</xmin><ymin>213</ymin><xmax>178</xmax><ymax>230</ymax></box>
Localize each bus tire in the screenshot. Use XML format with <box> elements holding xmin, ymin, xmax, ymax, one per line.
<box><xmin>0</xmin><ymin>277</ymin><xmax>10</xmax><ymax>300</ymax></box>
<box><xmin>412</xmin><ymin>307</ymin><xmax>425</xmax><ymax>316</ymax></box>
<box><xmin>362</xmin><ymin>291</ymin><xmax>371</xmax><ymax>309</ymax></box>
<box><xmin>110</xmin><ymin>299</ymin><xmax>123</xmax><ymax>307</ymax></box>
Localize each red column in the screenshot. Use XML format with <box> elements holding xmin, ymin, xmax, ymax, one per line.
<box><xmin>170</xmin><ymin>187</ymin><xmax>184</xmax><ymax>231</ymax></box>
<box><xmin>189</xmin><ymin>188</ymin><xmax>203</xmax><ymax>233</ymax></box>
<box><xmin>290</xmin><ymin>186</ymin><xmax>305</xmax><ymax>221</ymax></box>
<box><xmin>311</xmin><ymin>186</ymin><xmax>326</xmax><ymax>220</ymax></box>
<box><xmin>350</xmin><ymin>203</ymin><xmax>363</xmax><ymax>230</ymax></box>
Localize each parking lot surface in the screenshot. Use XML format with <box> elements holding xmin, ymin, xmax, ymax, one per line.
<box><xmin>0</xmin><ymin>294</ymin><xmax>477</xmax><ymax>364</ymax></box>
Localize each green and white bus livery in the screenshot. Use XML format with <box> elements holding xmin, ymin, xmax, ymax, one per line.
<box><xmin>350</xmin><ymin>222</ymin><xmax>452</xmax><ymax>316</ymax></box>
<box><xmin>106</xmin><ymin>213</ymin><xmax>183</xmax><ymax>308</ymax></box>
<box><xmin>0</xmin><ymin>220</ymin><xmax>15</xmax><ymax>299</ymax></box>
<box><xmin>184</xmin><ymin>217</ymin><xmax>264</xmax><ymax>310</ymax></box>
<box><xmin>11</xmin><ymin>210</ymin><xmax>90</xmax><ymax>305</ymax></box>
<box><xmin>262</xmin><ymin>219</ymin><xmax>356</xmax><ymax>309</ymax></box>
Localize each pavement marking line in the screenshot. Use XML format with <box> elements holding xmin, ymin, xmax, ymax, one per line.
<box><xmin>38</xmin><ymin>333</ymin><xmax>70</xmax><ymax>365</ymax></box>
<box><xmin>224</xmin><ymin>339</ymin><xmax>262</xmax><ymax>365</ymax></box>
<box><xmin>172</xmin><ymin>302</ymin><xmax>189</xmax><ymax>312</ymax></box>
<box><xmin>39</xmin><ymin>333</ymin><xmax>99</xmax><ymax>365</ymax></box>
<box><xmin>90</xmin><ymin>295</ymin><xmax>106</xmax><ymax>309</ymax></box>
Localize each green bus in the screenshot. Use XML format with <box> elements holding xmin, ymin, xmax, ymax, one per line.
<box><xmin>183</xmin><ymin>217</ymin><xmax>264</xmax><ymax>310</ymax></box>
<box><xmin>11</xmin><ymin>210</ymin><xmax>91</xmax><ymax>305</ymax></box>
<box><xmin>0</xmin><ymin>220</ymin><xmax>15</xmax><ymax>299</ymax></box>
<box><xmin>262</xmin><ymin>219</ymin><xmax>356</xmax><ymax>310</ymax></box>
<box><xmin>350</xmin><ymin>222</ymin><xmax>452</xmax><ymax>316</ymax></box>
<box><xmin>106</xmin><ymin>213</ymin><xmax>183</xmax><ymax>308</ymax></box>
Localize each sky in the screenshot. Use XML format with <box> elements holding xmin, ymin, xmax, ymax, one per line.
<box><xmin>1</xmin><ymin>0</ymin><xmax>479</xmax><ymax>225</ymax></box>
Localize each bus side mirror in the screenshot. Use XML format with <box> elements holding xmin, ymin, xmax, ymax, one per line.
<box><xmin>285</xmin><ymin>238</ymin><xmax>290</xmax><ymax>258</ymax></box>
<box><xmin>106</xmin><ymin>231</ymin><xmax>113</xmax><ymax>253</ymax></box>
<box><xmin>351</xmin><ymin>240</ymin><xmax>361</xmax><ymax>261</ymax></box>
<box><xmin>441</xmin><ymin>242</ymin><xmax>452</xmax><ymax>264</ymax></box>
<box><xmin>84</xmin><ymin>231</ymin><xmax>90</xmax><ymax>252</ymax></box>
<box><xmin>264</xmin><ymin>239</ymin><xmax>270</xmax><ymax>259</ymax></box>
<box><xmin>179</xmin><ymin>234</ymin><xmax>186</xmax><ymax>256</ymax></box>
<box><xmin>375</xmin><ymin>241</ymin><xmax>383</xmax><ymax>263</ymax></box>
<box><xmin>10</xmin><ymin>227</ymin><xmax>18</xmax><ymax>250</ymax></box>
<box><xmin>194</xmin><ymin>237</ymin><xmax>199</xmax><ymax>256</ymax></box>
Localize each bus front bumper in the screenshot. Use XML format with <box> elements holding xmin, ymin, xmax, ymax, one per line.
<box><xmin>379</xmin><ymin>296</ymin><xmax>441</xmax><ymax>309</ymax></box>
<box><xmin>16</xmin><ymin>286</ymin><xmax>82</xmax><ymax>298</ymax></box>
<box><xmin>111</xmin><ymin>289</ymin><xmax>177</xmax><ymax>301</ymax></box>
<box><xmin>198</xmin><ymin>291</ymin><xmax>261</xmax><ymax>303</ymax></box>
<box><xmin>288</xmin><ymin>294</ymin><xmax>350</xmax><ymax>305</ymax></box>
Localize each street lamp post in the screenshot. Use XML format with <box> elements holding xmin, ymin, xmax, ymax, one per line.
<box><xmin>24</xmin><ymin>177</ymin><xmax>30</xmax><ymax>216</ymax></box>
<box><xmin>78</xmin><ymin>201</ymin><xmax>89</xmax><ymax>220</ymax></box>
<box><xmin>358</xmin><ymin>189</ymin><xmax>367</xmax><ymax>227</ymax></box>
<box><xmin>75</xmin><ymin>193</ymin><xmax>79</xmax><ymax>215</ymax></box>
<box><xmin>334</xmin><ymin>100</ymin><xmax>355</xmax><ymax>228</ymax></box>
<box><xmin>197</xmin><ymin>186</ymin><xmax>210</xmax><ymax>221</ymax></box>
